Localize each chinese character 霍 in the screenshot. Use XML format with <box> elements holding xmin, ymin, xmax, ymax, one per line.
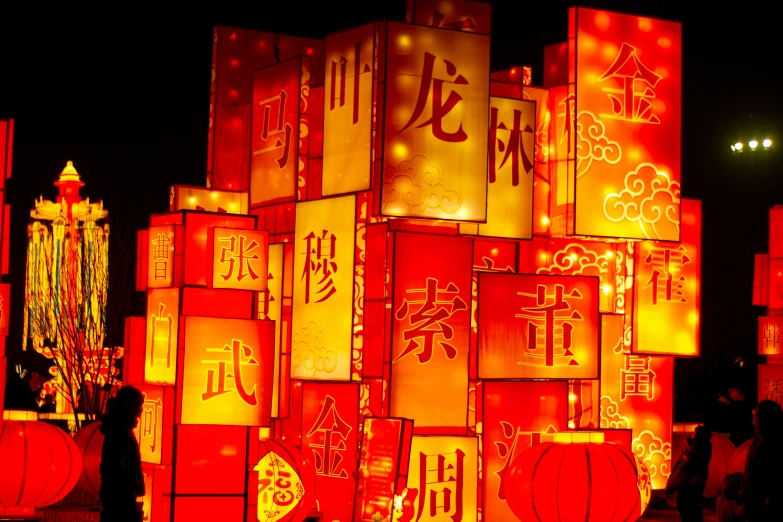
<box><xmin>762</xmin><ymin>320</ymin><xmax>781</xmax><ymax>351</ymax></box>
<box><xmin>516</xmin><ymin>284</ymin><xmax>583</xmax><ymax>367</ymax></box>
<box><xmin>599</xmin><ymin>43</ymin><xmax>663</xmax><ymax>124</ymax></box>
<box><xmin>306</xmin><ymin>395</ymin><xmax>352</xmax><ymax>479</ymax></box>
<box><xmin>401</xmin><ymin>52</ymin><xmax>469</xmax><ymax>143</ymax></box>
<box><xmin>394</xmin><ymin>278</ymin><xmax>468</xmax><ymax>364</ymax></box>
<box><xmin>152</xmin><ymin>233</ymin><xmax>172</xmax><ymax>280</ymax></box>
<box><xmin>621</xmin><ymin>355</ymin><xmax>656</xmax><ymax>400</ymax></box>
<box><xmin>301</xmin><ymin>230</ymin><xmax>338</xmax><ymax>304</ymax></box>
<box><xmin>330</xmin><ymin>42</ymin><xmax>371</xmax><ymax>125</ymax></box>
<box><xmin>218</xmin><ymin>234</ymin><xmax>262</xmax><ymax>282</ymax></box>
<box><xmin>415</xmin><ymin>449</ymin><xmax>465</xmax><ymax>522</ymax></box>
<box><xmin>253</xmin><ymin>90</ymin><xmax>292</xmax><ymax>169</ymax></box>
<box><xmin>644</xmin><ymin>245</ymin><xmax>690</xmax><ymax>305</ymax></box>
<box><xmin>202</xmin><ymin>339</ymin><xmax>259</xmax><ymax>406</ymax></box>
<box><xmin>150</xmin><ymin>303</ymin><xmax>174</xmax><ymax>369</ymax></box>
<box><xmin>489</xmin><ymin>106</ymin><xmax>534</xmax><ymax>186</ymax></box>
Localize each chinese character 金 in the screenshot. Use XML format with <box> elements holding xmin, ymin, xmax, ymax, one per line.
<box><xmin>219</xmin><ymin>234</ymin><xmax>262</xmax><ymax>282</ymax></box>
<box><xmin>644</xmin><ymin>245</ymin><xmax>690</xmax><ymax>305</ymax></box>
<box><xmin>401</xmin><ymin>52</ymin><xmax>469</xmax><ymax>143</ymax></box>
<box><xmin>306</xmin><ymin>395</ymin><xmax>352</xmax><ymax>479</ymax></box>
<box><xmin>301</xmin><ymin>230</ymin><xmax>338</xmax><ymax>304</ymax></box>
<box><xmin>516</xmin><ymin>284</ymin><xmax>583</xmax><ymax>367</ymax></box>
<box><xmin>599</xmin><ymin>43</ymin><xmax>663</xmax><ymax>124</ymax></box>
<box><xmin>202</xmin><ymin>339</ymin><xmax>259</xmax><ymax>406</ymax></box>
<box><xmin>394</xmin><ymin>278</ymin><xmax>468</xmax><ymax>364</ymax></box>
<box><xmin>253</xmin><ymin>90</ymin><xmax>292</xmax><ymax>169</ymax></box>
<box><xmin>621</xmin><ymin>355</ymin><xmax>656</xmax><ymax>401</ymax></box>
<box><xmin>489</xmin><ymin>106</ymin><xmax>534</xmax><ymax>186</ymax></box>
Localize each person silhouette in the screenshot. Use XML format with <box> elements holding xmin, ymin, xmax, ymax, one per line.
<box><xmin>741</xmin><ymin>400</ymin><xmax>783</xmax><ymax>521</ymax></box>
<box><xmin>99</xmin><ymin>385</ymin><xmax>145</xmax><ymax>522</ymax></box>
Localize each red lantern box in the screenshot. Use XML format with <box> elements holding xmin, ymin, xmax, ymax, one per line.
<box><xmin>137</xmin><ymin>229</ymin><xmax>149</xmax><ymax>291</ymax></box>
<box><xmin>759</xmin><ymin>316</ymin><xmax>783</xmax><ymax>356</ymax></box>
<box><xmin>173</xmin><ymin>425</ymin><xmax>248</xmax><ymax>495</ymax></box>
<box><xmin>123</xmin><ymin>316</ymin><xmax>147</xmax><ymax>386</ymax></box>
<box><xmin>173</xmin><ymin>496</ymin><xmax>245</xmax><ymax>522</ymax></box>
<box><xmin>758</xmin><ymin>364</ymin><xmax>783</xmax><ymax>406</ymax></box>
<box><xmin>133</xmin><ymin>385</ymin><xmax>174</xmax><ymax>465</ymax></box>
<box><xmin>170</xmin><ymin>185</ymin><xmax>248</xmax><ymax>214</ymax></box>
<box><xmin>568</xmin><ymin>379</ymin><xmax>600</xmax><ymax>429</ymax></box>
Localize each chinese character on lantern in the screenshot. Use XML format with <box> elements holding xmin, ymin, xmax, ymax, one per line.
<box><xmin>151</xmin><ymin>303</ymin><xmax>174</xmax><ymax>369</ymax></box>
<box><xmin>152</xmin><ymin>232</ymin><xmax>172</xmax><ymax>280</ymax></box>
<box><xmin>306</xmin><ymin>395</ymin><xmax>352</xmax><ymax>479</ymax></box>
<box><xmin>202</xmin><ymin>339</ymin><xmax>259</xmax><ymax>406</ymax></box>
<box><xmin>765</xmin><ymin>379</ymin><xmax>783</xmax><ymax>406</ymax></box>
<box><xmin>489</xmin><ymin>106</ymin><xmax>534</xmax><ymax>186</ymax></box>
<box><xmin>138</xmin><ymin>393</ymin><xmax>162</xmax><ymax>454</ymax></box>
<box><xmin>252</xmin><ymin>90</ymin><xmax>292</xmax><ymax>169</ymax></box>
<box><xmin>415</xmin><ymin>449</ymin><xmax>465</xmax><ymax>522</ymax></box>
<box><xmin>218</xmin><ymin>234</ymin><xmax>263</xmax><ymax>282</ymax></box>
<box><xmin>401</xmin><ymin>52</ymin><xmax>469</xmax><ymax>143</ymax></box>
<box><xmin>558</xmin><ymin>93</ymin><xmax>575</xmax><ymax>156</ymax></box>
<box><xmin>301</xmin><ymin>230</ymin><xmax>338</xmax><ymax>304</ymax></box>
<box><xmin>621</xmin><ymin>355</ymin><xmax>656</xmax><ymax>400</ymax></box>
<box><xmin>394</xmin><ymin>278</ymin><xmax>468</xmax><ymax>364</ymax></box>
<box><xmin>257</xmin><ymin>279</ymin><xmax>275</xmax><ymax>321</ymax></box>
<box><xmin>515</xmin><ymin>284</ymin><xmax>583</xmax><ymax>367</ymax></box>
<box><xmin>644</xmin><ymin>245</ymin><xmax>690</xmax><ymax>305</ymax></box>
<box><xmin>599</xmin><ymin>43</ymin><xmax>663</xmax><ymax>124</ymax></box>
<box><xmin>330</xmin><ymin>43</ymin><xmax>371</xmax><ymax>125</ymax></box>
<box><xmin>762</xmin><ymin>320</ymin><xmax>781</xmax><ymax>351</ymax></box>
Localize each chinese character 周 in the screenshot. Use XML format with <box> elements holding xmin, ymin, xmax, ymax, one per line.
<box><xmin>415</xmin><ymin>449</ymin><xmax>465</xmax><ymax>522</ymax></box>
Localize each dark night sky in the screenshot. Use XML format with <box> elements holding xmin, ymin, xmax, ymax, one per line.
<box><xmin>1</xmin><ymin>2</ymin><xmax>781</xmax><ymax>418</ymax></box>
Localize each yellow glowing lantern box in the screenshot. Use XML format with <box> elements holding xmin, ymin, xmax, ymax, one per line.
<box><xmin>170</xmin><ymin>185</ymin><xmax>248</xmax><ymax>215</ymax></box>
<box><xmin>379</xmin><ymin>22</ymin><xmax>489</xmax><ymax>222</ymax></box>
<box><xmin>210</xmin><ymin>227</ymin><xmax>268</xmax><ymax>292</ymax></box>
<box><xmin>145</xmin><ymin>288</ymin><xmax>180</xmax><ymax>385</ymax></box>
<box><xmin>405</xmin><ymin>0</ymin><xmax>492</xmax><ymax>35</ymax></box>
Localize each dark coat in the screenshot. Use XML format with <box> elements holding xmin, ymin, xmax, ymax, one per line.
<box><xmin>99</xmin><ymin>418</ymin><xmax>144</xmax><ymax>522</ymax></box>
<box><xmin>742</xmin><ymin>434</ymin><xmax>783</xmax><ymax>521</ymax></box>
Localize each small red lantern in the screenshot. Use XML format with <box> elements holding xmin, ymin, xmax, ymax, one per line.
<box><xmin>0</xmin><ymin>420</ymin><xmax>83</xmax><ymax>508</ymax></box>
<box><xmin>250</xmin><ymin>438</ymin><xmax>316</xmax><ymax>522</ymax></box>
<box><xmin>73</xmin><ymin>421</ymin><xmax>104</xmax><ymax>497</ymax></box>
<box><xmin>506</xmin><ymin>442</ymin><xmax>646</xmax><ymax>522</ymax></box>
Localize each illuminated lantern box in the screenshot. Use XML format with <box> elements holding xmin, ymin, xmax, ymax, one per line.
<box><xmin>170</xmin><ymin>185</ymin><xmax>248</xmax><ymax>214</ymax></box>
<box><xmin>549</xmin><ymin>8</ymin><xmax>682</xmax><ymax>241</ymax></box>
<box><xmin>123</xmin><ymin>316</ymin><xmax>147</xmax><ymax>386</ymax></box>
<box><xmin>133</xmin><ymin>385</ymin><xmax>175</xmax><ymax>465</ymax></box>
<box><xmin>758</xmin><ymin>364</ymin><xmax>783</xmax><ymax>406</ymax></box>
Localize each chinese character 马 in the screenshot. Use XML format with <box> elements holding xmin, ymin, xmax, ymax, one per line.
<box><xmin>516</xmin><ymin>284</ymin><xmax>583</xmax><ymax>367</ymax></box>
<box><xmin>253</xmin><ymin>90</ymin><xmax>292</xmax><ymax>169</ymax></box>
<box><xmin>330</xmin><ymin>42</ymin><xmax>371</xmax><ymax>125</ymax></box>
<box><xmin>218</xmin><ymin>234</ymin><xmax>263</xmax><ymax>282</ymax></box>
<box><xmin>415</xmin><ymin>449</ymin><xmax>465</xmax><ymax>522</ymax></box>
<box><xmin>152</xmin><ymin>233</ymin><xmax>172</xmax><ymax>280</ymax></box>
<box><xmin>394</xmin><ymin>278</ymin><xmax>468</xmax><ymax>364</ymax></box>
<box><xmin>599</xmin><ymin>43</ymin><xmax>663</xmax><ymax>124</ymax></box>
<box><xmin>489</xmin><ymin>106</ymin><xmax>534</xmax><ymax>186</ymax></box>
<box><xmin>306</xmin><ymin>395</ymin><xmax>352</xmax><ymax>479</ymax></box>
<box><xmin>301</xmin><ymin>230</ymin><xmax>338</xmax><ymax>304</ymax></box>
<box><xmin>621</xmin><ymin>355</ymin><xmax>656</xmax><ymax>400</ymax></box>
<box><xmin>401</xmin><ymin>52</ymin><xmax>469</xmax><ymax>143</ymax></box>
<box><xmin>202</xmin><ymin>339</ymin><xmax>259</xmax><ymax>406</ymax></box>
<box><xmin>644</xmin><ymin>245</ymin><xmax>690</xmax><ymax>305</ymax></box>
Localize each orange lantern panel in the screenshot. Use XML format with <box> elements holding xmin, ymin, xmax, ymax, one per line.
<box><xmin>145</xmin><ymin>288</ymin><xmax>179</xmax><ymax>385</ymax></box>
<box><xmin>181</xmin><ymin>287</ymin><xmax>254</xmax><ymax>319</ymax></box>
<box><xmin>136</xmin><ymin>229</ymin><xmax>149</xmax><ymax>291</ymax></box>
<box><xmin>170</xmin><ymin>185</ymin><xmax>248</xmax><ymax>214</ymax></box>
<box><xmin>210</xmin><ymin>227</ymin><xmax>268</xmax><ymax>291</ymax></box>
<box><xmin>405</xmin><ymin>0</ymin><xmax>492</xmax><ymax>34</ymax></box>
<box><xmin>568</xmin><ymin>379</ymin><xmax>600</xmax><ymax>429</ymax></box>
<box><xmin>769</xmin><ymin>206</ymin><xmax>783</xmax><ymax>259</ymax></box>
<box><xmin>173</xmin><ymin>425</ymin><xmax>248</xmax><ymax>495</ymax></box>
<box><xmin>124</xmin><ymin>316</ymin><xmax>146</xmax><ymax>386</ymax></box>
<box><xmin>182</xmin><ymin>212</ymin><xmax>257</xmax><ymax>287</ymax></box>
<box><xmin>148</xmin><ymin>224</ymin><xmax>178</xmax><ymax>289</ymax></box>
<box><xmin>133</xmin><ymin>385</ymin><xmax>167</xmax><ymax>465</ymax></box>
<box><xmin>172</xmin><ymin>495</ymin><xmax>244</xmax><ymax>522</ymax></box>
<box><xmin>758</xmin><ymin>316</ymin><xmax>783</xmax><ymax>356</ymax></box>
<box><xmin>758</xmin><ymin>364</ymin><xmax>783</xmax><ymax>407</ymax></box>
<box><xmin>478</xmin><ymin>272</ymin><xmax>600</xmax><ymax>379</ymax></box>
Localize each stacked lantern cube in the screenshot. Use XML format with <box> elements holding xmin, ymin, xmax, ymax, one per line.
<box><xmin>127</xmin><ymin>2</ymin><xmax>701</xmax><ymax>521</ymax></box>
<box><xmin>0</xmin><ymin>118</ymin><xmax>13</xmax><ymax>425</ymax></box>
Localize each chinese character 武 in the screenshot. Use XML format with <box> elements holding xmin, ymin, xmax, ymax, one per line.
<box><xmin>415</xmin><ymin>449</ymin><xmax>465</xmax><ymax>522</ymax></box>
<box><xmin>253</xmin><ymin>90</ymin><xmax>292</xmax><ymax>169</ymax></box>
<box><xmin>644</xmin><ymin>245</ymin><xmax>690</xmax><ymax>305</ymax></box>
<box><xmin>301</xmin><ymin>230</ymin><xmax>338</xmax><ymax>304</ymax></box>
<box><xmin>306</xmin><ymin>395</ymin><xmax>352</xmax><ymax>479</ymax></box>
<box><xmin>330</xmin><ymin>42</ymin><xmax>371</xmax><ymax>125</ymax></box>
<box><xmin>202</xmin><ymin>339</ymin><xmax>259</xmax><ymax>406</ymax></box>
<box><xmin>599</xmin><ymin>43</ymin><xmax>663</xmax><ymax>124</ymax></box>
<box><xmin>489</xmin><ymin>106</ymin><xmax>534</xmax><ymax>186</ymax></box>
<box><xmin>516</xmin><ymin>284</ymin><xmax>583</xmax><ymax>367</ymax></box>
<box><xmin>394</xmin><ymin>278</ymin><xmax>468</xmax><ymax>364</ymax></box>
<box><xmin>401</xmin><ymin>52</ymin><xmax>469</xmax><ymax>143</ymax></box>
<box><xmin>218</xmin><ymin>234</ymin><xmax>262</xmax><ymax>282</ymax></box>
<box><xmin>621</xmin><ymin>355</ymin><xmax>656</xmax><ymax>400</ymax></box>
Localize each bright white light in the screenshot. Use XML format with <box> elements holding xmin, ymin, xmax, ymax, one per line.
<box><xmin>764</xmin><ymin>138</ymin><xmax>772</xmax><ymax>148</ymax></box>
<box><xmin>731</xmin><ymin>145</ymin><xmax>736</xmax><ymax>151</ymax></box>
<box><xmin>735</xmin><ymin>142</ymin><xmax>743</xmax><ymax>151</ymax></box>
<box><xmin>749</xmin><ymin>140</ymin><xmax>758</xmax><ymax>149</ymax></box>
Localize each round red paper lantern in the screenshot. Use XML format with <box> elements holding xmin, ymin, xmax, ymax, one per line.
<box><xmin>0</xmin><ymin>420</ymin><xmax>83</xmax><ymax>508</ymax></box>
<box><xmin>726</xmin><ymin>439</ymin><xmax>753</xmax><ymax>475</ymax></box>
<box><xmin>72</xmin><ymin>421</ymin><xmax>104</xmax><ymax>497</ymax></box>
<box><xmin>506</xmin><ymin>442</ymin><xmax>646</xmax><ymax>522</ymax></box>
<box><xmin>252</xmin><ymin>438</ymin><xmax>316</xmax><ymax>522</ymax></box>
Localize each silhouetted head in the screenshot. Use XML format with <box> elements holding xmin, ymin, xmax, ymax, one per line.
<box><xmin>753</xmin><ymin>400</ymin><xmax>783</xmax><ymax>438</ymax></box>
<box><xmin>728</xmin><ymin>387</ymin><xmax>744</xmax><ymax>402</ymax></box>
<box><xmin>102</xmin><ymin>385</ymin><xmax>144</xmax><ymax>430</ymax></box>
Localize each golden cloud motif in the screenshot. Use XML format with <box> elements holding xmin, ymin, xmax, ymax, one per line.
<box><xmin>632</xmin><ymin>430</ymin><xmax>672</xmax><ymax>487</ymax></box>
<box><xmin>599</xmin><ymin>395</ymin><xmax>630</xmax><ymax>429</ymax></box>
<box><xmin>292</xmin><ymin>321</ymin><xmax>337</xmax><ymax>376</ymax></box>
<box><xmin>576</xmin><ymin>111</ymin><xmax>621</xmax><ymax>178</ymax></box>
<box><xmin>537</xmin><ymin>243</ymin><xmax>611</xmax><ymax>279</ymax></box>
<box><xmin>382</xmin><ymin>155</ymin><xmax>462</xmax><ymax>215</ymax></box>
<box><xmin>603</xmin><ymin>163</ymin><xmax>681</xmax><ymax>240</ymax></box>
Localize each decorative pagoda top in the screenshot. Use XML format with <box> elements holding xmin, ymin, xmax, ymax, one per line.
<box><xmin>30</xmin><ymin>160</ymin><xmax>108</xmax><ymax>222</ymax></box>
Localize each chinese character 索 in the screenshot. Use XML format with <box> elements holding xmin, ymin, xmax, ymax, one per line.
<box><xmin>152</xmin><ymin>233</ymin><xmax>172</xmax><ymax>280</ymax></box>
<box><xmin>516</xmin><ymin>284</ymin><xmax>583</xmax><ymax>367</ymax></box>
<box><xmin>599</xmin><ymin>43</ymin><xmax>663</xmax><ymax>124</ymax></box>
<box><xmin>621</xmin><ymin>355</ymin><xmax>656</xmax><ymax>400</ymax></box>
<box><xmin>394</xmin><ymin>278</ymin><xmax>468</xmax><ymax>364</ymax></box>
<box><xmin>415</xmin><ymin>449</ymin><xmax>465</xmax><ymax>522</ymax></box>
<box><xmin>202</xmin><ymin>339</ymin><xmax>259</xmax><ymax>406</ymax></box>
<box><xmin>330</xmin><ymin>42</ymin><xmax>372</xmax><ymax>125</ymax></box>
<box><xmin>301</xmin><ymin>230</ymin><xmax>338</xmax><ymax>304</ymax></box>
<box><xmin>489</xmin><ymin>106</ymin><xmax>534</xmax><ymax>186</ymax></box>
<box><xmin>401</xmin><ymin>52</ymin><xmax>469</xmax><ymax>143</ymax></box>
<box><xmin>644</xmin><ymin>245</ymin><xmax>690</xmax><ymax>305</ymax></box>
<box><xmin>253</xmin><ymin>90</ymin><xmax>292</xmax><ymax>169</ymax></box>
<box><xmin>218</xmin><ymin>234</ymin><xmax>262</xmax><ymax>282</ymax></box>
<box><xmin>306</xmin><ymin>395</ymin><xmax>352</xmax><ymax>479</ymax></box>
<box><xmin>150</xmin><ymin>303</ymin><xmax>174</xmax><ymax>369</ymax></box>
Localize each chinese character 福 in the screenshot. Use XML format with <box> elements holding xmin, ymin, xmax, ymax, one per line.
<box><xmin>301</xmin><ymin>230</ymin><xmax>338</xmax><ymax>304</ymax></box>
<box><xmin>516</xmin><ymin>284</ymin><xmax>583</xmax><ymax>367</ymax></box>
<box><xmin>252</xmin><ymin>90</ymin><xmax>292</xmax><ymax>169</ymax></box>
<box><xmin>202</xmin><ymin>339</ymin><xmax>259</xmax><ymax>406</ymax></box>
<box><xmin>621</xmin><ymin>355</ymin><xmax>656</xmax><ymax>400</ymax></box>
<box><xmin>644</xmin><ymin>245</ymin><xmax>690</xmax><ymax>305</ymax></box>
<box><xmin>599</xmin><ymin>43</ymin><xmax>663</xmax><ymax>124</ymax></box>
<box><xmin>306</xmin><ymin>395</ymin><xmax>352</xmax><ymax>479</ymax></box>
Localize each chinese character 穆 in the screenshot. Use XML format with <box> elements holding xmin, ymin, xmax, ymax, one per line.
<box><xmin>152</xmin><ymin>233</ymin><xmax>172</xmax><ymax>280</ymax></box>
<box><xmin>415</xmin><ymin>449</ymin><xmax>465</xmax><ymax>522</ymax></box>
<box><xmin>621</xmin><ymin>355</ymin><xmax>656</xmax><ymax>400</ymax></box>
<box><xmin>400</xmin><ymin>52</ymin><xmax>469</xmax><ymax>143</ymax></box>
<box><xmin>253</xmin><ymin>90</ymin><xmax>292</xmax><ymax>169</ymax></box>
<box><xmin>150</xmin><ymin>303</ymin><xmax>174</xmax><ymax>369</ymax></box>
<box><xmin>516</xmin><ymin>284</ymin><xmax>583</xmax><ymax>367</ymax></box>
<box><xmin>394</xmin><ymin>278</ymin><xmax>468</xmax><ymax>364</ymax></box>
<box><xmin>489</xmin><ymin>106</ymin><xmax>534</xmax><ymax>186</ymax></box>
<box><xmin>644</xmin><ymin>245</ymin><xmax>690</xmax><ymax>305</ymax></box>
<box><xmin>330</xmin><ymin>42</ymin><xmax>372</xmax><ymax>125</ymax></box>
<box><xmin>202</xmin><ymin>339</ymin><xmax>259</xmax><ymax>406</ymax></box>
<box><xmin>306</xmin><ymin>395</ymin><xmax>352</xmax><ymax>479</ymax></box>
<box><xmin>599</xmin><ymin>43</ymin><xmax>663</xmax><ymax>124</ymax></box>
<box><xmin>301</xmin><ymin>230</ymin><xmax>338</xmax><ymax>304</ymax></box>
<box><xmin>218</xmin><ymin>234</ymin><xmax>262</xmax><ymax>282</ymax></box>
